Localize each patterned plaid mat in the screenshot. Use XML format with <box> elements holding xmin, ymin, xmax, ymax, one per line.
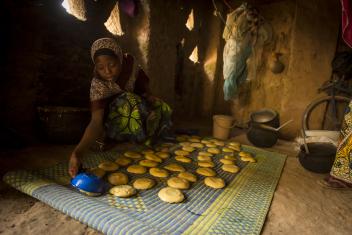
<box><xmin>3</xmin><ymin>143</ymin><xmax>286</xmax><ymax>235</ymax></box>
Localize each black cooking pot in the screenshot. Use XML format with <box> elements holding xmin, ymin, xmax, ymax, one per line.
<box><xmin>298</xmin><ymin>142</ymin><xmax>336</xmax><ymax>173</ymax></box>
<box><xmin>247</xmin><ymin>109</ymin><xmax>280</xmax><ymax>148</ymax></box>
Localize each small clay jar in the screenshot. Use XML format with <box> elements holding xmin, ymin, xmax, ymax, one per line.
<box><xmin>270</xmin><ymin>52</ymin><xmax>285</xmax><ymax>74</ymax></box>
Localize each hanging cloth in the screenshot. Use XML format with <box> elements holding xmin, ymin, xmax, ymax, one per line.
<box><xmin>222</xmin><ymin>3</ymin><xmax>271</xmax><ymax>100</ymax></box>
<box><xmin>341</xmin><ymin>0</ymin><xmax>352</xmax><ymax>48</ymax></box>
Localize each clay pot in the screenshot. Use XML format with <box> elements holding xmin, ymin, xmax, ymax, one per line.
<box><xmin>298</xmin><ymin>143</ymin><xmax>336</xmax><ymax>173</ymax></box>
<box><xmin>246</xmin><ymin>109</ymin><xmax>280</xmax><ymax>148</ymax></box>
<box><xmin>270</xmin><ymin>52</ymin><xmax>285</xmax><ymax>74</ymax></box>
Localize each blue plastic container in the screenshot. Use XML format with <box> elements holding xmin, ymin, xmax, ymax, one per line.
<box><xmin>71</xmin><ymin>172</ymin><xmax>108</xmax><ymax>196</ymax></box>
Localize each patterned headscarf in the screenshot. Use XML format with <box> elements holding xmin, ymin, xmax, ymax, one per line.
<box><xmin>90</xmin><ymin>38</ymin><xmax>123</xmax><ymax>64</ymax></box>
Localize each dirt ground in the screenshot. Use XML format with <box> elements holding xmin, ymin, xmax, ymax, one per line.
<box><xmin>0</xmin><ymin>128</ymin><xmax>351</xmax><ymax>235</ymax></box>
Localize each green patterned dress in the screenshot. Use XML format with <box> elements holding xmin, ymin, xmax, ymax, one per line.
<box><xmin>89</xmin><ymin>54</ymin><xmax>172</xmax><ymax>146</ymax></box>
<box><xmin>105</xmin><ymin>92</ymin><xmax>172</xmax><ymax>145</ymax></box>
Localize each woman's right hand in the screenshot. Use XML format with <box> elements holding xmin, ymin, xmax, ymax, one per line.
<box><xmin>68</xmin><ymin>152</ymin><xmax>81</xmax><ymax>178</ymax></box>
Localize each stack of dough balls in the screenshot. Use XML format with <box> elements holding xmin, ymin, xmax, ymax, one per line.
<box><xmin>239</xmin><ymin>151</ymin><xmax>257</xmax><ymax>163</ymax></box>
<box><xmin>228</xmin><ymin>142</ymin><xmax>241</xmax><ymax>151</ymax></box>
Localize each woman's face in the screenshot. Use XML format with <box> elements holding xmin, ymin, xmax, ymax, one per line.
<box><xmin>95</xmin><ymin>55</ymin><xmax>121</xmax><ymax>81</ymax></box>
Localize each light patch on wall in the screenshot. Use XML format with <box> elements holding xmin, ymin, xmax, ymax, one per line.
<box><xmin>186</xmin><ymin>9</ymin><xmax>194</xmax><ymax>31</ymax></box>
<box><xmin>189</xmin><ymin>46</ymin><xmax>199</xmax><ymax>63</ymax></box>
<box><xmin>104</xmin><ymin>3</ymin><xmax>124</xmax><ymax>36</ymax></box>
<box><xmin>203</xmin><ymin>52</ymin><xmax>218</xmax><ymax>83</ymax></box>
<box><xmin>61</xmin><ymin>0</ymin><xmax>86</xmax><ymax>21</ymax></box>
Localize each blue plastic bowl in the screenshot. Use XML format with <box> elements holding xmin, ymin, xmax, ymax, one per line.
<box><xmin>71</xmin><ymin>172</ymin><xmax>107</xmax><ymax>196</ymax></box>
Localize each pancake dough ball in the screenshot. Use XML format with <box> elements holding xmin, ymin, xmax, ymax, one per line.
<box><xmin>156</xmin><ymin>152</ymin><xmax>170</xmax><ymax>159</ymax></box>
<box><xmin>164</xmin><ymin>163</ymin><xmax>186</xmax><ymax>172</ymax></box>
<box><xmin>224</xmin><ymin>155</ymin><xmax>236</xmax><ymax>160</ymax></box>
<box><xmin>167</xmin><ymin>177</ymin><xmax>190</xmax><ymax>189</ymax></box>
<box><xmin>198</xmin><ymin>152</ymin><xmax>213</xmax><ymax>157</ymax></box>
<box><xmin>98</xmin><ymin>161</ymin><xmax>119</xmax><ymax>171</ymax></box>
<box><xmin>115</xmin><ymin>157</ymin><xmax>133</xmax><ymax>167</ymax></box>
<box><xmin>190</xmin><ymin>143</ymin><xmax>205</xmax><ymax>148</ymax></box>
<box><xmin>229</xmin><ymin>141</ymin><xmax>241</xmax><ymax>147</ymax></box>
<box><xmin>220</xmin><ymin>158</ymin><xmax>235</xmax><ymax>165</ymax></box>
<box><xmin>196</xmin><ymin>167</ymin><xmax>216</xmax><ymax>177</ymax></box>
<box><xmin>213</xmin><ymin>141</ymin><xmax>225</xmax><ymax>147</ymax></box>
<box><xmin>88</xmin><ymin>168</ymin><xmax>106</xmax><ymax>178</ymax></box>
<box><xmin>109</xmin><ymin>185</ymin><xmax>137</xmax><ymax>198</ymax></box>
<box><xmin>197</xmin><ymin>155</ymin><xmax>211</xmax><ymax>161</ymax></box>
<box><xmin>179</xmin><ymin>142</ymin><xmax>191</xmax><ymax>147</ymax></box>
<box><xmin>142</xmin><ymin>149</ymin><xmax>154</xmax><ymax>154</ymax></box>
<box><xmin>222</xmin><ymin>147</ymin><xmax>235</xmax><ymax>153</ymax></box>
<box><xmin>222</xmin><ymin>164</ymin><xmax>240</xmax><ymax>173</ymax></box>
<box><xmin>145</xmin><ymin>154</ymin><xmax>163</xmax><ymax>163</ymax></box>
<box><xmin>124</xmin><ymin>151</ymin><xmax>142</xmax><ymax>159</ymax></box>
<box><xmin>207</xmin><ymin>148</ymin><xmax>220</xmax><ymax>154</ymax></box>
<box><xmin>228</xmin><ymin>145</ymin><xmax>241</xmax><ymax>151</ymax></box>
<box><xmin>158</xmin><ymin>187</ymin><xmax>185</xmax><ymax>203</ymax></box>
<box><xmin>174</xmin><ymin>150</ymin><xmax>189</xmax><ymax>156</ymax></box>
<box><xmin>241</xmin><ymin>156</ymin><xmax>257</xmax><ymax>163</ymax></box>
<box><xmin>178</xmin><ymin>172</ymin><xmax>197</xmax><ymax>183</ymax></box>
<box><xmin>198</xmin><ymin>161</ymin><xmax>215</xmax><ymax>168</ymax></box>
<box><xmin>206</xmin><ymin>143</ymin><xmax>217</xmax><ymax>148</ymax></box>
<box><xmin>127</xmin><ymin>165</ymin><xmax>147</xmax><ymax>174</ymax></box>
<box><xmin>189</xmin><ymin>138</ymin><xmax>201</xmax><ymax>143</ymax></box>
<box><xmin>108</xmin><ymin>172</ymin><xmax>129</xmax><ymax>185</ymax></box>
<box><xmin>133</xmin><ymin>178</ymin><xmax>156</xmax><ymax>190</ymax></box>
<box><xmin>182</xmin><ymin>146</ymin><xmax>195</xmax><ymax>152</ymax></box>
<box><xmin>201</xmin><ymin>140</ymin><xmax>212</xmax><ymax>144</ymax></box>
<box><xmin>149</xmin><ymin>167</ymin><xmax>169</xmax><ymax>178</ymax></box>
<box><xmin>175</xmin><ymin>156</ymin><xmax>192</xmax><ymax>163</ymax></box>
<box><xmin>204</xmin><ymin>177</ymin><xmax>225</xmax><ymax>189</ymax></box>
<box><xmin>139</xmin><ymin>159</ymin><xmax>159</xmax><ymax>167</ymax></box>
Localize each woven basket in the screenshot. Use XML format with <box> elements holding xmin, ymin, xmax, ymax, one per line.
<box><xmin>37</xmin><ymin>106</ymin><xmax>90</xmax><ymax>144</ymax></box>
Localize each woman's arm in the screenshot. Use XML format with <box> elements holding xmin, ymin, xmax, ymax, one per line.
<box><xmin>68</xmin><ymin>108</ymin><xmax>105</xmax><ymax>177</ymax></box>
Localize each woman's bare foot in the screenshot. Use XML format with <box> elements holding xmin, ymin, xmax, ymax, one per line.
<box><xmin>318</xmin><ymin>176</ymin><xmax>352</xmax><ymax>190</ymax></box>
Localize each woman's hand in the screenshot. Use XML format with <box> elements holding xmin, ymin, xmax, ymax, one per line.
<box><xmin>68</xmin><ymin>152</ymin><xmax>81</xmax><ymax>178</ymax></box>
